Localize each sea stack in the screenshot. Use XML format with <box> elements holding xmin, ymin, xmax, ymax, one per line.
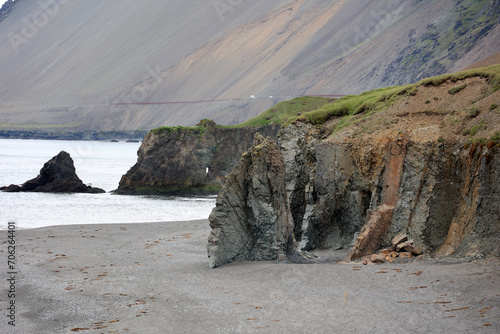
<box><xmin>1</xmin><ymin>151</ymin><xmax>105</xmax><ymax>194</ymax></box>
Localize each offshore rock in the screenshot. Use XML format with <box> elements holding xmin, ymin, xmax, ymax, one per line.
<box><xmin>1</xmin><ymin>151</ymin><xmax>105</xmax><ymax>194</ymax></box>
<box><xmin>207</xmin><ymin>133</ymin><xmax>294</xmax><ymax>268</ymax></box>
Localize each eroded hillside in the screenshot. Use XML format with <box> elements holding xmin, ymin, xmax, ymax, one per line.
<box><xmin>0</xmin><ymin>0</ymin><xmax>498</xmax><ymax>132</ymax></box>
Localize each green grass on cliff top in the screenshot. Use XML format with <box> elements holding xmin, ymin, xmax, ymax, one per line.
<box><xmin>263</xmin><ymin>64</ymin><xmax>500</xmax><ymax>128</ymax></box>
<box><xmin>151</xmin><ymin>124</ymin><xmax>207</xmax><ymax>135</ymax></box>
<box><xmin>149</xmin><ymin>64</ymin><xmax>500</xmax><ymax>133</ymax></box>
<box><xmin>234</xmin><ymin>96</ymin><xmax>335</xmax><ymax>127</ymax></box>
<box><xmin>300</xmin><ymin>64</ymin><xmax>500</xmax><ymax>127</ymax></box>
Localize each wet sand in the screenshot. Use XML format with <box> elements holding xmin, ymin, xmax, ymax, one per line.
<box><xmin>1</xmin><ymin>220</ymin><xmax>499</xmax><ymax>333</ymax></box>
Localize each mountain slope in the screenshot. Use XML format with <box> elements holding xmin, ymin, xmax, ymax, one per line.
<box><xmin>0</xmin><ymin>0</ymin><xmax>498</xmax><ymax>131</ymax></box>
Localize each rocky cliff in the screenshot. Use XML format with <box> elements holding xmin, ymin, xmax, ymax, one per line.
<box><xmin>207</xmin><ymin>133</ymin><xmax>294</xmax><ymax>268</ymax></box>
<box><xmin>207</xmin><ymin>67</ymin><xmax>500</xmax><ymax>267</ymax></box>
<box><xmin>288</xmin><ymin>127</ymin><xmax>498</xmax><ymax>258</ymax></box>
<box><xmin>116</xmin><ymin>120</ymin><xmax>281</xmax><ymax>195</ymax></box>
<box><xmin>208</xmin><ymin>123</ymin><xmax>499</xmax><ymax>268</ymax></box>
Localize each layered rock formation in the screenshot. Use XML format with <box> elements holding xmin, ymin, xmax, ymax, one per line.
<box><xmin>290</xmin><ymin>128</ymin><xmax>498</xmax><ymax>260</ymax></box>
<box><xmin>1</xmin><ymin>151</ymin><xmax>105</xmax><ymax>193</ymax></box>
<box><xmin>116</xmin><ymin>121</ymin><xmax>280</xmax><ymax>195</ymax></box>
<box><xmin>207</xmin><ymin>134</ymin><xmax>294</xmax><ymax>268</ymax></box>
<box><xmin>207</xmin><ymin>123</ymin><xmax>499</xmax><ymax>267</ymax></box>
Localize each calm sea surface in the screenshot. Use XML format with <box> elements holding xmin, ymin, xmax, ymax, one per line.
<box><xmin>0</xmin><ymin>139</ymin><xmax>216</xmax><ymax>229</ymax></box>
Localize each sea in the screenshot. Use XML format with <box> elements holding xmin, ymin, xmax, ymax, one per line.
<box><xmin>0</xmin><ymin>139</ymin><xmax>216</xmax><ymax>230</ymax></box>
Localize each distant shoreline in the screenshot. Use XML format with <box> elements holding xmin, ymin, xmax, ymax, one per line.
<box><xmin>0</xmin><ymin>129</ymin><xmax>148</xmax><ymax>141</ymax></box>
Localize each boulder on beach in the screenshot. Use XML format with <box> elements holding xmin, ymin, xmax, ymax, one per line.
<box><xmin>1</xmin><ymin>151</ymin><xmax>105</xmax><ymax>194</ymax></box>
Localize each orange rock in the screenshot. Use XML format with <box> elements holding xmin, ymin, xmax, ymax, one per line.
<box><xmin>370</xmin><ymin>253</ymin><xmax>386</xmax><ymax>263</ymax></box>
<box><xmin>347</xmin><ymin>204</ymin><xmax>395</xmax><ymax>261</ymax></box>
<box><xmin>392</xmin><ymin>233</ymin><xmax>408</xmax><ymax>249</ymax></box>
<box><xmin>397</xmin><ymin>240</ymin><xmax>424</xmax><ymax>255</ymax></box>
<box><xmin>399</xmin><ymin>252</ymin><xmax>413</xmax><ymax>258</ymax></box>
<box><xmin>381</xmin><ymin>249</ymin><xmax>391</xmax><ymax>255</ymax></box>
<box><xmin>396</xmin><ymin>240</ymin><xmax>413</xmax><ymax>252</ymax></box>
<box><xmin>363</xmin><ymin>258</ymin><xmax>376</xmax><ymax>265</ymax></box>
<box><xmin>407</xmin><ymin>244</ymin><xmax>423</xmax><ymax>256</ymax></box>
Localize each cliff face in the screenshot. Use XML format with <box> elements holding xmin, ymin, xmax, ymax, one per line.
<box><xmin>207</xmin><ymin>134</ymin><xmax>294</xmax><ymax>268</ymax></box>
<box><xmin>116</xmin><ymin>121</ymin><xmax>281</xmax><ymax>195</ymax></box>
<box><xmin>283</xmin><ymin>126</ymin><xmax>499</xmax><ymax>260</ymax></box>
<box><xmin>208</xmin><ymin>123</ymin><xmax>499</xmax><ymax>267</ymax></box>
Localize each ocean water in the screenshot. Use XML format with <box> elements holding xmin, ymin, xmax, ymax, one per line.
<box><xmin>0</xmin><ymin>139</ymin><xmax>216</xmax><ymax>229</ymax></box>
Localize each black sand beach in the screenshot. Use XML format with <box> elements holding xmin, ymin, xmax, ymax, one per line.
<box><xmin>1</xmin><ymin>220</ymin><xmax>499</xmax><ymax>333</ymax></box>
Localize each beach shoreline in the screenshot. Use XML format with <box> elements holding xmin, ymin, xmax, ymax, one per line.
<box><xmin>1</xmin><ymin>220</ymin><xmax>498</xmax><ymax>333</ymax></box>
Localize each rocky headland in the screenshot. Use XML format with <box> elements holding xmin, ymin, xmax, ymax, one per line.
<box><xmin>116</xmin><ymin>120</ymin><xmax>281</xmax><ymax>195</ymax></box>
<box><xmin>1</xmin><ymin>151</ymin><xmax>105</xmax><ymax>193</ymax></box>
<box><xmin>208</xmin><ymin>123</ymin><xmax>499</xmax><ymax>267</ymax></box>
